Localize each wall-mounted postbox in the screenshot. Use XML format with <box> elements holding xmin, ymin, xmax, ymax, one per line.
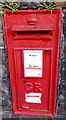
<box><xmin>4</xmin><ymin>10</ymin><xmax>62</xmax><ymax>117</ymax></box>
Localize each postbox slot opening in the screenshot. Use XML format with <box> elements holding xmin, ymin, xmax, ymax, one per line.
<box><xmin>16</xmin><ymin>31</ymin><xmax>52</xmax><ymax>36</ymax></box>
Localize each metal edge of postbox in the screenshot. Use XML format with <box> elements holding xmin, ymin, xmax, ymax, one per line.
<box><xmin>3</xmin><ymin>9</ymin><xmax>62</xmax><ymax>117</ymax></box>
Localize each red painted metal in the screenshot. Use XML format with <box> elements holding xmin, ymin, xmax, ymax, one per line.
<box><xmin>4</xmin><ymin>9</ymin><xmax>62</xmax><ymax>117</ymax></box>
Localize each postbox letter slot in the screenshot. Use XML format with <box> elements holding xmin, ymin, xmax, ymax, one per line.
<box><xmin>16</xmin><ymin>31</ymin><xmax>52</xmax><ymax>34</ymax></box>
<box><xmin>14</xmin><ymin>30</ymin><xmax>52</xmax><ymax>40</ymax></box>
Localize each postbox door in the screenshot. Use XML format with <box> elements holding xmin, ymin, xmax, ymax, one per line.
<box><xmin>14</xmin><ymin>49</ymin><xmax>51</xmax><ymax>111</ymax></box>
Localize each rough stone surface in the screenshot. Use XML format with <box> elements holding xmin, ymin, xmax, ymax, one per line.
<box><xmin>0</xmin><ymin>50</ymin><xmax>2</xmax><ymax>64</ymax></box>
<box><xmin>2</xmin><ymin>64</ymin><xmax>9</xmax><ymax>78</ymax></box>
<box><xmin>0</xmin><ymin>15</ymin><xmax>3</xmax><ymax>30</ymax></box>
<box><xmin>0</xmin><ymin>4</ymin><xmax>65</xmax><ymax>119</ymax></box>
<box><xmin>0</xmin><ymin>64</ymin><xmax>2</xmax><ymax>78</ymax></box>
<box><xmin>0</xmin><ymin>33</ymin><xmax>4</xmax><ymax>46</ymax></box>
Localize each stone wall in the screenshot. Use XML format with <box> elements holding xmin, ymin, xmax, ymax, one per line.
<box><xmin>0</xmin><ymin>5</ymin><xmax>66</xmax><ymax>120</ymax></box>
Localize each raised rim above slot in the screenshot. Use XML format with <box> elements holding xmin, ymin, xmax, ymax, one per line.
<box><xmin>12</xmin><ymin>25</ymin><xmax>53</xmax><ymax>32</ymax></box>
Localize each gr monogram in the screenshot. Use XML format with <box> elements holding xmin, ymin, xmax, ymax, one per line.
<box><xmin>24</xmin><ymin>82</ymin><xmax>42</xmax><ymax>92</ymax></box>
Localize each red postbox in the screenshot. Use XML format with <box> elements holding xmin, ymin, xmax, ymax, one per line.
<box><xmin>4</xmin><ymin>9</ymin><xmax>62</xmax><ymax>117</ymax></box>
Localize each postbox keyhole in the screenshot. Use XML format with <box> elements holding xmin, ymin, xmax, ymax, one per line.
<box><xmin>24</xmin><ymin>80</ymin><xmax>27</xmax><ymax>83</ymax></box>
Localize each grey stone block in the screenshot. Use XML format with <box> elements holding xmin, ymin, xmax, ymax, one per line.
<box><xmin>1</xmin><ymin>64</ymin><xmax>9</xmax><ymax>78</ymax></box>
<box><xmin>0</xmin><ymin>49</ymin><xmax>9</xmax><ymax>78</ymax></box>
<box><xmin>0</xmin><ymin>50</ymin><xmax>2</xmax><ymax>64</ymax></box>
<box><xmin>2</xmin><ymin>82</ymin><xmax>9</xmax><ymax>95</ymax></box>
<box><xmin>0</xmin><ymin>15</ymin><xmax>2</xmax><ymax>30</ymax></box>
<box><xmin>0</xmin><ymin>33</ymin><xmax>4</xmax><ymax>46</ymax></box>
<box><xmin>2</xmin><ymin>111</ymin><xmax>13</xmax><ymax>119</ymax></box>
<box><xmin>0</xmin><ymin>64</ymin><xmax>2</xmax><ymax>78</ymax></box>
